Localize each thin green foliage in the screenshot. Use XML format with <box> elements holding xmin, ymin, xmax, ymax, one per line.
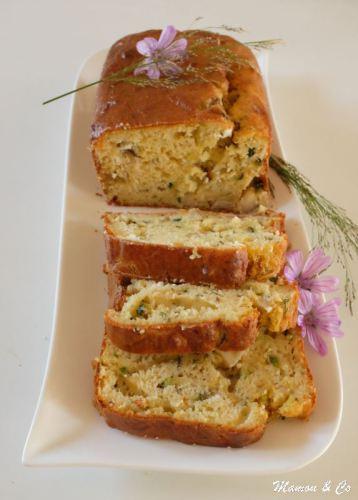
<box><xmin>43</xmin><ymin>25</ymin><xmax>263</xmax><ymax>104</ymax></box>
<box><xmin>270</xmin><ymin>154</ymin><xmax>357</xmax><ymax>313</ymax></box>
<box><xmin>245</xmin><ymin>39</ymin><xmax>283</xmax><ymax>50</ymax></box>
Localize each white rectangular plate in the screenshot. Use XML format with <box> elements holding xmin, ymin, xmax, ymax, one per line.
<box><xmin>23</xmin><ymin>49</ymin><xmax>342</xmax><ymax>474</ymax></box>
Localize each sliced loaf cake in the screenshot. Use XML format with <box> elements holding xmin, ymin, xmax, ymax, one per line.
<box><xmin>94</xmin><ymin>328</ymin><xmax>316</xmax><ymax>447</ymax></box>
<box><xmin>104</xmin><ymin>209</ymin><xmax>287</xmax><ymax>287</ymax></box>
<box><xmin>105</xmin><ymin>276</ymin><xmax>298</xmax><ymax>354</ymax></box>
<box><xmin>91</xmin><ymin>30</ymin><xmax>271</xmax><ymax>213</ymax></box>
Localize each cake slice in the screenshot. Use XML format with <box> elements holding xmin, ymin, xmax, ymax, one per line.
<box><xmin>106</xmin><ymin>277</ymin><xmax>259</xmax><ymax>354</ymax></box>
<box><xmin>105</xmin><ymin>276</ymin><xmax>298</xmax><ymax>354</ymax></box>
<box><xmin>94</xmin><ymin>329</ymin><xmax>316</xmax><ymax>448</ymax></box>
<box><xmin>104</xmin><ymin>209</ymin><xmax>288</xmax><ymax>287</ymax></box>
<box><xmin>240</xmin><ymin>280</ymin><xmax>298</xmax><ymax>333</ymax></box>
<box><xmin>91</xmin><ymin>30</ymin><xmax>271</xmax><ymax>213</ymax></box>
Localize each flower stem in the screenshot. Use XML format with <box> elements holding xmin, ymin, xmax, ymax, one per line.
<box><xmin>42</xmin><ymin>60</ymin><xmax>150</xmax><ymax>105</ymax></box>
<box><xmin>245</xmin><ymin>39</ymin><xmax>283</xmax><ymax>50</ymax></box>
<box><xmin>42</xmin><ymin>79</ymin><xmax>103</xmax><ymax>105</ymax></box>
<box><xmin>270</xmin><ymin>154</ymin><xmax>358</xmax><ymax>313</ymax></box>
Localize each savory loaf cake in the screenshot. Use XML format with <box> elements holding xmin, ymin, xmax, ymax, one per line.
<box><xmin>105</xmin><ymin>276</ymin><xmax>298</xmax><ymax>354</ymax></box>
<box><xmin>240</xmin><ymin>280</ymin><xmax>299</xmax><ymax>333</ymax></box>
<box><xmin>91</xmin><ymin>30</ymin><xmax>271</xmax><ymax>213</ymax></box>
<box><xmin>104</xmin><ymin>209</ymin><xmax>287</xmax><ymax>286</ymax></box>
<box><xmin>94</xmin><ymin>329</ymin><xmax>316</xmax><ymax>447</ymax></box>
<box><xmin>106</xmin><ymin>278</ymin><xmax>259</xmax><ymax>353</ymax></box>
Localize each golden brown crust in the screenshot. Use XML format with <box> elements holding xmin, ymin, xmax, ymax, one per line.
<box><xmin>107</xmin><ymin>272</ymin><xmax>299</xmax><ymax>334</ymax></box>
<box><xmin>105</xmin><ymin>236</ymin><xmax>248</xmax><ymax>288</ymax></box>
<box><xmin>105</xmin><ymin>308</ymin><xmax>259</xmax><ymax>354</ymax></box>
<box><xmin>93</xmin><ymin>329</ymin><xmax>316</xmax><ymax>447</ymax></box>
<box><xmin>91</xmin><ymin>30</ymin><xmax>272</xmax><ymax>209</ymax></box>
<box><xmin>103</xmin><ymin>209</ymin><xmax>287</xmax><ymax>286</ymax></box>
<box><xmin>246</xmin><ymin>233</ymin><xmax>288</xmax><ymax>281</ymax></box>
<box><xmin>289</xmin><ymin>330</ymin><xmax>317</xmax><ymax>419</ymax></box>
<box><xmin>93</xmin><ymin>358</ymin><xmax>266</xmax><ymax>447</ymax></box>
<box><xmin>104</xmin><ymin>274</ymin><xmax>259</xmax><ymax>354</ymax></box>
<box><xmin>256</xmin><ymin>209</ymin><xmax>286</xmax><ymax>233</ymax></box>
<box><xmin>91</xmin><ymin>30</ymin><xmax>270</xmax><ymax>137</ymax></box>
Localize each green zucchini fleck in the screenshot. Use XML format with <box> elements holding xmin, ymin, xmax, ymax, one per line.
<box><xmin>269</xmin><ymin>355</ymin><xmax>280</xmax><ymax>367</ymax></box>
<box><xmin>157</xmin><ymin>377</ymin><xmax>174</xmax><ymax>389</ymax></box>
<box><xmin>136</xmin><ymin>302</ymin><xmax>146</xmax><ymax>317</ymax></box>
<box><xmin>197</xmin><ymin>391</ymin><xmax>210</xmax><ymax>401</ymax></box>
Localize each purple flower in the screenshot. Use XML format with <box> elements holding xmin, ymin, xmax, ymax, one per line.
<box><xmin>285</xmin><ymin>247</ymin><xmax>343</xmax><ymax>355</ymax></box>
<box><xmin>134</xmin><ymin>25</ymin><xmax>188</xmax><ymax>79</ymax></box>
<box><xmin>298</xmin><ymin>293</ymin><xmax>343</xmax><ymax>356</ymax></box>
<box><xmin>284</xmin><ymin>248</ymin><xmax>339</xmax><ymax>296</ymax></box>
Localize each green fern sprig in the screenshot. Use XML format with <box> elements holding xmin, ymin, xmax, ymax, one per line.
<box><xmin>43</xmin><ymin>26</ymin><xmax>269</xmax><ymax>104</ymax></box>
<box><xmin>270</xmin><ymin>154</ymin><xmax>358</xmax><ymax>313</ymax></box>
<box><xmin>245</xmin><ymin>39</ymin><xmax>283</xmax><ymax>50</ymax></box>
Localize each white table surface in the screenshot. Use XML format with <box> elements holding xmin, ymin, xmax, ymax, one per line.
<box><xmin>1</xmin><ymin>0</ymin><xmax>357</xmax><ymax>498</ymax></box>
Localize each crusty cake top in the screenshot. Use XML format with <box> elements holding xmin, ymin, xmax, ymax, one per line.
<box><xmin>91</xmin><ymin>30</ymin><xmax>271</xmax><ymax>140</ymax></box>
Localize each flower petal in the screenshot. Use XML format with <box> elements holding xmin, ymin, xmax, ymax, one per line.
<box><xmin>299</xmin><ymin>324</ymin><xmax>307</xmax><ymax>338</ymax></box>
<box><xmin>307</xmin><ymin>275</ymin><xmax>340</xmax><ymax>293</ymax></box>
<box><xmin>133</xmin><ymin>58</ymin><xmax>153</xmax><ymax>75</ymax></box>
<box><xmin>298</xmin><ymin>288</ymin><xmax>313</xmax><ymax>314</ymax></box>
<box><xmin>133</xmin><ymin>65</ymin><xmax>146</xmax><ymax>75</ymax></box>
<box><xmin>158</xmin><ymin>60</ymin><xmax>182</xmax><ymax>75</ymax></box>
<box><xmin>134</xmin><ymin>61</ymin><xmax>161</xmax><ymax>79</ymax></box>
<box><xmin>311</xmin><ymin>293</ymin><xmax>324</xmax><ymax>305</ymax></box>
<box><xmin>314</xmin><ymin>297</ymin><xmax>341</xmax><ymax>317</ymax></box>
<box><xmin>301</xmin><ymin>248</ymin><xmax>332</xmax><ymax>279</ymax></box>
<box><xmin>147</xmin><ymin>64</ymin><xmax>161</xmax><ymax>79</ymax></box>
<box><xmin>297</xmin><ymin>313</ymin><xmax>305</xmax><ymax>328</ymax></box>
<box><xmin>157</xmin><ymin>25</ymin><xmax>177</xmax><ymax>49</ymax></box>
<box><xmin>312</xmin><ymin>298</ymin><xmax>343</xmax><ymax>339</ymax></box>
<box><xmin>136</xmin><ymin>37</ymin><xmax>158</xmax><ymax>56</ymax></box>
<box><xmin>321</xmin><ymin>325</ymin><xmax>344</xmax><ymax>337</ymax></box>
<box><xmin>284</xmin><ymin>250</ymin><xmax>303</xmax><ymax>282</ymax></box>
<box><xmin>298</xmin><ymin>292</ymin><xmax>342</xmax><ymax>356</ymax></box>
<box><xmin>318</xmin><ymin>317</ymin><xmax>342</xmax><ymax>330</ymax></box>
<box><xmin>161</xmin><ymin>38</ymin><xmax>188</xmax><ymax>59</ymax></box>
<box><xmin>307</xmin><ymin>326</ymin><xmax>328</xmax><ymax>356</ymax></box>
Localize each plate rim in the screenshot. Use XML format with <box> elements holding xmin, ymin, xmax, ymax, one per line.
<box><xmin>22</xmin><ymin>48</ymin><xmax>343</xmax><ymax>474</ymax></box>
